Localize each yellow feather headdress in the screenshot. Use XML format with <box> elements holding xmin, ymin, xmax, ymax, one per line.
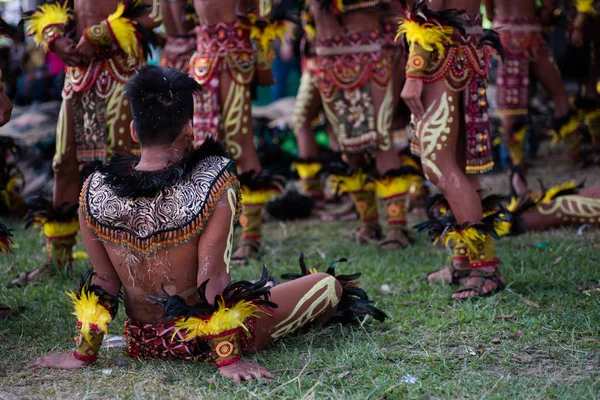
<box><xmin>26</xmin><ymin>2</ymin><xmax>73</xmax><ymax>50</ymax></box>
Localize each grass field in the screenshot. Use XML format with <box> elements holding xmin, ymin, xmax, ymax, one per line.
<box><xmin>1</xmin><ymin>159</ymin><xmax>599</xmax><ymax>399</ymax></box>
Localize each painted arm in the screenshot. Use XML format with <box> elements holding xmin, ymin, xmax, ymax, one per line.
<box><xmin>31</xmin><ymin>209</ymin><xmax>121</xmax><ymax>370</ymax></box>
<box><xmin>135</xmin><ymin>0</ymin><xmax>163</xmax><ymax>29</ymax></box>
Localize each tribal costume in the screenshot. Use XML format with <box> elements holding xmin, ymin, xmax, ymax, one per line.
<box><xmin>315</xmin><ymin>30</ymin><xmax>393</xmax><ymax>154</ymax></box>
<box><xmin>408</xmin><ymin>12</ymin><xmax>495</xmax><ymax>174</ymax></box>
<box><xmin>159</xmin><ymin>33</ymin><xmax>196</xmax><ymax>72</ymax></box>
<box><xmin>494</xmin><ymin>14</ymin><xmax>581</xmax><ymax>167</ymax></box>
<box><xmin>401</xmin><ymin>4</ymin><xmax>506</xmax><ymax>298</ymax></box>
<box><xmin>190</xmin><ymin>22</ymin><xmax>255</xmax><ymax>150</ymax></box>
<box><xmin>23</xmin><ymin>0</ymin><xmax>156</xmax><ymax>274</ymax></box>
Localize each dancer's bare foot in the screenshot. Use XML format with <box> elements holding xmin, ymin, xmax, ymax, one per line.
<box><xmin>231</xmin><ymin>240</ymin><xmax>261</xmax><ymax>265</ymax></box>
<box><xmin>7</xmin><ymin>263</ymin><xmax>63</xmax><ymax>288</ymax></box>
<box><xmin>451</xmin><ymin>267</ymin><xmax>506</xmax><ymax>300</ymax></box>
<box><xmin>427</xmin><ymin>260</ymin><xmax>471</xmax><ymax>285</ymax></box>
<box><xmin>511</xmin><ymin>172</ymin><xmax>528</xmax><ymax>197</ymax></box>
<box><xmin>355</xmin><ymin>224</ymin><xmax>382</xmax><ymax>244</ymax></box>
<box><xmin>381</xmin><ymin>227</ymin><xmax>411</xmax><ymax>250</ymax></box>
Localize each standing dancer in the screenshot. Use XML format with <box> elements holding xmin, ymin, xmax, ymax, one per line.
<box><xmin>12</xmin><ymin>0</ymin><xmax>161</xmax><ymax>286</ymax></box>
<box><xmin>309</xmin><ymin>0</ymin><xmax>418</xmax><ymax>249</ymax></box>
<box><xmin>187</xmin><ymin>0</ymin><xmax>285</xmax><ymax>264</ymax></box>
<box><xmin>484</xmin><ymin>0</ymin><xmax>581</xmax><ymax>195</ymax></box>
<box><xmin>159</xmin><ymin>0</ymin><xmax>197</xmax><ymax>71</ymax></box>
<box><xmin>401</xmin><ymin>0</ymin><xmax>506</xmax><ymax>299</ymax></box>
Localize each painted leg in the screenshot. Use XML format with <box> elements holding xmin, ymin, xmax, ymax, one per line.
<box><xmin>250</xmin><ymin>273</ymin><xmax>342</xmax><ymax>351</ymax></box>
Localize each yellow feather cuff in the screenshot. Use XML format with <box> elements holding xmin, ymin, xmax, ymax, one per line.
<box><xmin>576</xmin><ymin>0</ymin><xmax>597</xmax><ymax>15</ymax></box>
<box><xmin>251</xmin><ymin>21</ymin><xmax>291</xmax><ymax>55</ymax></box>
<box><xmin>293</xmin><ymin>162</ymin><xmax>322</xmax><ymax>180</ymax></box>
<box><xmin>26</xmin><ymin>2</ymin><xmax>72</xmax><ymax>50</ymax></box>
<box><xmin>241</xmin><ymin>187</ymin><xmax>279</xmax><ymax>205</ymax></box>
<box><xmin>396</xmin><ymin>20</ymin><xmax>454</xmax><ymax>57</ymax></box>
<box><xmin>107</xmin><ymin>2</ymin><xmax>140</xmax><ymax>58</ymax></box>
<box><xmin>332</xmin><ymin>173</ymin><xmax>373</xmax><ymax>194</ymax></box>
<box><xmin>442</xmin><ymin>227</ymin><xmax>485</xmax><ymax>254</ymax></box>
<box><xmin>174</xmin><ymin>298</ymin><xmax>261</xmax><ymax>340</ymax></box>
<box><xmin>375</xmin><ymin>176</ymin><xmax>413</xmax><ymax>199</ymax></box>
<box><xmin>68</xmin><ymin>287</ymin><xmax>112</xmax><ymax>344</ymax></box>
<box><xmin>42</xmin><ymin>219</ymin><xmax>79</xmax><ymax>238</ymax></box>
<box><xmin>540</xmin><ymin>181</ymin><xmax>576</xmax><ymax>204</ymax></box>
<box><xmin>494</xmin><ymin>215</ymin><xmax>512</xmax><ymax>238</ymax></box>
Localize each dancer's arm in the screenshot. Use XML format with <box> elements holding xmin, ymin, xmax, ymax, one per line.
<box><xmin>195</xmin><ymin>187</ymin><xmax>275</xmax><ymax>383</ymax></box>
<box><xmin>31</xmin><ymin>210</ymin><xmax>121</xmax><ymax>369</ymax></box>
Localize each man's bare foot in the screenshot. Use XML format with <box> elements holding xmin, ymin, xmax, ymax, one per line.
<box><xmin>428</xmin><ymin>259</ymin><xmax>471</xmax><ymax>284</ymax></box>
<box><xmin>218</xmin><ymin>361</ymin><xmax>275</xmax><ymax>383</ymax></box>
<box><xmin>381</xmin><ymin>228</ymin><xmax>411</xmax><ymax>250</ymax></box>
<box><xmin>31</xmin><ymin>352</ymin><xmax>89</xmax><ymax>369</ymax></box>
<box><xmin>7</xmin><ymin>264</ymin><xmax>56</xmax><ymax>288</ymax></box>
<box><xmin>231</xmin><ymin>241</ymin><xmax>260</xmax><ymax>265</ymax></box>
<box><xmin>355</xmin><ymin>224</ymin><xmax>382</xmax><ymax>245</ymax></box>
<box><xmin>451</xmin><ymin>268</ymin><xmax>506</xmax><ymax>300</ymax></box>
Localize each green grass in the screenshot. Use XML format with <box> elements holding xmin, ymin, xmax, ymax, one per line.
<box><xmin>1</xmin><ymin>208</ymin><xmax>599</xmax><ymax>399</ymax></box>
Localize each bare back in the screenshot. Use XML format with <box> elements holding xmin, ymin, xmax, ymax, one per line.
<box><xmin>487</xmin><ymin>0</ymin><xmax>536</xmax><ymax>19</ymax></box>
<box><xmin>309</xmin><ymin>0</ymin><xmax>381</xmax><ymax>39</ymax></box>
<box><xmin>103</xmin><ymin>240</ymin><xmax>200</xmax><ymax>323</ymax></box>
<box><xmin>427</xmin><ymin>0</ymin><xmax>480</xmax><ymax>14</ymax></box>
<box><xmin>193</xmin><ymin>0</ymin><xmax>245</xmax><ymax>26</ymax></box>
<box><xmin>162</xmin><ymin>0</ymin><xmax>196</xmax><ymax>35</ymax></box>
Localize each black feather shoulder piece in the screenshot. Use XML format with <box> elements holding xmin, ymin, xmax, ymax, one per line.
<box><xmin>282</xmin><ymin>253</ymin><xmax>388</xmax><ymax>324</ymax></box>
<box><xmin>100</xmin><ymin>137</ymin><xmax>231</xmax><ymax>198</ymax></box>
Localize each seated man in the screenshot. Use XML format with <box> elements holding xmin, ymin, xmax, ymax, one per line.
<box><xmin>31</xmin><ymin>66</ymin><xmax>384</xmax><ymax>382</ymax></box>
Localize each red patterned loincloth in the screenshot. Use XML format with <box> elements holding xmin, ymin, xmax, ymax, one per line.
<box><xmin>124</xmin><ymin>317</ymin><xmax>256</xmax><ymax>361</ymax></box>
<box><xmin>416</xmin><ymin>13</ymin><xmax>494</xmax><ymax>174</ymax></box>
<box><xmin>494</xmin><ymin>17</ymin><xmax>552</xmax><ymax>116</ymax></box>
<box><xmin>189</xmin><ymin>22</ymin><xmax>255</xmax><ymax>147</ymax></box>
<box><xmin>315</xmin><ymin>30</ymin><xmax>392</xmax><ymax>153</ymax></box>
<box><xmin>63</xmin><ymin>49</ymin><xmax>143</xmax><ymax>162</ymax></box>
<box><xmin>159</xmin><ymin>33</ymin><xmax>196</xmax><ymax>72</ymax></box>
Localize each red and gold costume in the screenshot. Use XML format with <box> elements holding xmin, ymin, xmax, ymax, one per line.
<box><xmin>190</xmin><ymin>22</ymin><xmax>255</xmax><ymax>149</ymax></box>
<box><xmin>24</xmin><ymin>1</ymin><xmax>155</xmax><ymax>272</ymax></box>
<box><xmin>315</xmin><ymin>30</ymin><xmax>393</xmax><ymax>153</ymax></box>
<box><xmin>159</xmin><ymin>33</ymin><xmax>196</xmax><ymax>72</ymax></box>
<box><xmin>408</xmin><ymin>13</ymin><xmax>495</xmax><ymax>174</ymax></box>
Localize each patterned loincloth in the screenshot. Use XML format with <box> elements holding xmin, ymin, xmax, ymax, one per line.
<box><xmin>124</xmin><ymin>317</ymin><xmax>256</xmax><ymax>361</ymax></box>
<box><xmin>189</xmin><ymin>22</ymin><xmax>255</xmax><ymax>147</ymax></box>
<box><xmin>315</xmin><ymin>30</ymin><xmax>392</xmax><ymax>153</ymax></box>
<box><xmin>414</xmin><ymin>13</ymin><xmax>494</xmax><ymax>174</ymax></box>
<box><xmin>494</xmin><ymin>17</ymin><xmax>552</xmax><ymax>116</ymax></box>
<box><xmin>62</xmin><ymin>50</ymin><xmax>143</xmax><ymax>162</ymax></box>
<box><xmin>159</xmin><ymin>33</ymin><xmax>196</xmax><ymax>72</ymax></box>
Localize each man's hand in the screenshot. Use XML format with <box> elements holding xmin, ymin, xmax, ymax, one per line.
<box><xmin>76</xmin><ymin>36</ymin><xmax>95</xmax><ymax>58</ymax></box>
<box><xmin>30</xmin><ymin>352</ymin><xmax>90</xmax><ymax>369</ymax></box>
<box><xmin>0</xmin><ymin>91</ymin><xmax>13</xmax><ymax>127</ymax></box>
<box><xmin>401</xmin><ymin>77</ymin><xmax>425</xmax><ymax>120</ymax></box>
<box><xmin>50</xmin><ymin>37</ymin><xmax>83</xmax><ymax>66</ymax></box>
<box><xmin>218</xmin><ymin>361</ymin><xmax>275</xmax><ymax>383</ymax></box>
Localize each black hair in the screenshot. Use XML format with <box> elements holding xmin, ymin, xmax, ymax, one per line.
<box><xmin>124</xmin><ymin>66</ymin><xmax>201</xmax><ymax>147</ymax></box>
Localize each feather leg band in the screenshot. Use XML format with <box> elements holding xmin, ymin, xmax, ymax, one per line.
<box><xmin>0</xmin><ymin>224</ymin><xmax>14</xmax><ymax>255</ymax></box>
<box><xmin>281</xmin><ymin>253</ymin><xmax>387</xmax><ymax>324</ymax></box>
<box><xmin>153</xmin><ymin>267</ymin><xmax>276</xmax><ymax>366</ymax></box>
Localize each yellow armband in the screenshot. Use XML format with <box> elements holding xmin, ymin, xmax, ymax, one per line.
<box><xmin>83</xmin><ymin>2</ymin><xmax>140</xmax><ymax>58</ymax></box>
